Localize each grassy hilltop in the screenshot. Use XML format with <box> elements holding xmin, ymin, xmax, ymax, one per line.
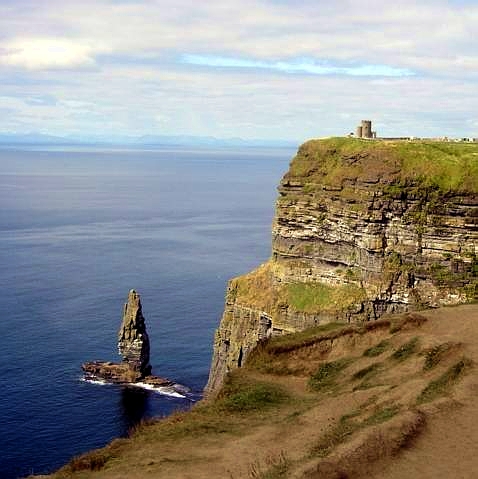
<box><xmin>290</xmin><ymin>138</ymin><xmax>478</xmax><ymax>194</ymax></box>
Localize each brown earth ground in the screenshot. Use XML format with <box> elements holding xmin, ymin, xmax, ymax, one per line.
<box><xmin>35</xmin><ymin>304</ymin><xmax>478</xmax><ymax>479</ymax></box>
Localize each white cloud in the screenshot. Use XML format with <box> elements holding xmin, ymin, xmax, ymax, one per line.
<box><xmin>0</xmin><ymin>38</ymin><xmax>96</xmax><ymax>70</ymax></box>
<box><xmin>2</xmin><ymin>0</ymin><xmax>478</xmax><ymax>75</ymax></box>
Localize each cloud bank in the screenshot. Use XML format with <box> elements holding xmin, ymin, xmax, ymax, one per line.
<box><xmin>0</xmin><ymin>0</ymin><xmax>477</xmax><ymax>141</ymax></box>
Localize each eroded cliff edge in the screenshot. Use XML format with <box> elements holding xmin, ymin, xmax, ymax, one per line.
<box><xmin>206</xmin><ymin>138</ymin><xmax>478</xmax><ymax>395</ymax></box>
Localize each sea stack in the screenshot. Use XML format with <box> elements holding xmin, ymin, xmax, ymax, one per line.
<box><xmin>82</xmin><ymin>290</ymin><xmax>174</xmax><ymax>389</ymax></box>
<box><xmin>118</xmin><ymin>289</ymin><xmax>151</xmax><ymax>376</ymax></box>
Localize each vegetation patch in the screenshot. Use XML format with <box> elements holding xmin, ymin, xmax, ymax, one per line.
<box><xmin>287</xmin><ymin>282</ymin><xmax>333</xmax><ymax>312</ymax></box>
<box><xmin>395</xmin><ymin>141</ymin><xmax>478</xmax><ymax>194</ymax></box>
<box><xmin>311</xmin><ymin>402</ymin><xmax>402</xmax><ymax>459</ymax></box>
<box><xmin>65</xmin><ymin>451</ymin><xmax>110</xmax><ymax>473</ymax></box>
<box><xmin>130</xmin><ymin>407</ymin><xmax>236</xmax><ymax>442</ymax></box>
<box><xmin>219</xmin><ymin>377</ymin><xmax>289</xmax><ymax>413</ymax></box>
<box><xmin>60</xmin><ymin>438</ymin><xmax>127</xmax><ymax>474</ymax></box>
<box><xmin>422</xmin><ymin>342</ymin><xmax>457</xmax><ymax>370</ymax></box>
<box><xmin>363</xmin><ymin>405</ymin><xmax>400</xmax><ymax>426</ymax></box>
<box><xmin>233</xmin><ymin>263</ymin><xmax>367</xmax><ymax>315</ymax></box>
<box><xmin>352</xmin><ymin>362</ymin><xmax>382</xmax><ymax>381</ymax></box>
<box><xmin>363</xmin><ymin>339</ymin><xmax>390</xmax><ymax>357</ymax></box>
<box><xmin>247</xmin><ymin>323</ymin><xmax>353</xmax><ymax>375</ymax></box>
<box><xmin>417</xmin><ymin>358</ymin><xmax>472</xmax><ymax>404</ymax></box>
<box><xmin>391</xmin><ymin>337</ymin><xmax>419</xmax><ymax>361</ymax></box>
<box><xmin>288</xmin><ymin>138</ymin><xmax>478</xmax><ymax>195</ymax></box>
<box><xmin>247</xmin><ymin>360</ymin><xmax>300</xmax><ymax>377</ymax></box>
<box><xmin>268</xmin><ymin>322</ymin><xmax>346</xmax><ymax>351</ymax></box>
<box><xmin>353</xmin><ymin>380</ymin><xmax>381</xmax><ymax>392</ymax></box>
<box><xmin>286</xmin><ymin>282</ymin><xmax>366</xmax><ymax>314</ymax></box>
<box><xmin>248</xmin><ymin>321</ymin><xmax>395</xmax><ymax>377</ymax></box>
<box><xmin>312</xmin><ymin>413</ymin><xmax>360</xmax><ymax>458</ymax></box>
<box><xmin>309</xmin><ymin>358</ymin><xmax>352</xmax><ymax>392</ymax></box>
<box><xmin>232</xmin><ymin>263</ymin><xmax>277</xmax><ymax>311</ymax></box>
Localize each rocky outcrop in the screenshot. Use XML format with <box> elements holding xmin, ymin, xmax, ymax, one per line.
<box><xmin>118</xmin><ymin>289</ymin><xmax>151</xmax><ymax>376</ymax></box>
<box><xmin>82</xmin><ymin>290</ymin><xmax>176</xmax><ymax>390</ymax></box>
<box><xmin>206</xmin><ymin>138</ymin><xmax>478</xmax><ymax>396</ymax></box>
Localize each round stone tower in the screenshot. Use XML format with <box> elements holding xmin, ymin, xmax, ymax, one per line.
<box><xmin>361</xmin><ymin>120</ymin><xmax>372</xmax><ymax>139</ymax></box>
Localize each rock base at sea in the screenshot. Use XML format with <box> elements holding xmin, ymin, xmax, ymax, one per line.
<box><xmin>81</xmin><ymin>290</ymin><xmax>190</xmax><ymax>397</ymax></box>
<box><xmin>82</xmin><ymin>361</ymin><xmax>173</xmax><ymax>387</ymax></box>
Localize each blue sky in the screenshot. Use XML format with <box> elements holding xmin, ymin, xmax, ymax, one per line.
<box><xmin>1</xmin><ymin>0</ymin><xmax>477</xmax><ymax>142</ymax></box>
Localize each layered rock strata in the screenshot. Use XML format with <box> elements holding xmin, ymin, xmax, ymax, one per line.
<box><xmin>206</xmin><ymin>138</ymin><xmax>478</xmax><ymax>395</ymax></box>
<box><xmin>118</xmin><ymin>289</ymin><xmax>151</xmax><ymax>375</ymax></box>
<box><xmin>82</xmin><ymin>290</ymin><xmax>173</xmax><ymax>389</ymax></box>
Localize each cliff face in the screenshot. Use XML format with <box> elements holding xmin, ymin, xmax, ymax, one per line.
<box><xmin>206</xmin><ymin>138</ymin><xmax>478</xmax><ymax>395</ymax></box>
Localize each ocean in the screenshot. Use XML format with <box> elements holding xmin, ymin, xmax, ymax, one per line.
<box><xmin>0</xmin><ymin>146</ymin><xmax>293</xmax><ymax>478</ymax></box>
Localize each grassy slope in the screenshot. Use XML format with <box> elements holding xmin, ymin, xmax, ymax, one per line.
<box><xmin>40</xmin><ymin>304</ymin><xmax>478</xmax><ymax>479</ymax></box>
<box><xmin>230</xmin><ymin>262</ymin><xmax>366</xmax><ymax>315</ymax></box>
<box><xmin>288</xmin><ymin>138</ymin><xmax>478</xmax><ymax>194</ymax></box>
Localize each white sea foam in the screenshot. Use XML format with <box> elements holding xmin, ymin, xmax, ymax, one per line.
<box><xmin>80</xmin><ymin>377</ymin><xmax>109</xmax><ymax>386</ymax></box>
<box><xmin>81</xmin><ymin>376</ymin><xmax>189</xmax><ymax>398</ymax></box>
<box><xmin>133</xmin><ymin>382</ymin><xmax>187</xmax><ymax>398</ymax></box>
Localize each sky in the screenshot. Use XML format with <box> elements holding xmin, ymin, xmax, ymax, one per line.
<box><xmin>1</xmin><ymin>0</ymin><xmax>478</xmax><ymax>142</ymax></box>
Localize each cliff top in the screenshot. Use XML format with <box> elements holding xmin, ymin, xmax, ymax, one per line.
<box><xmin>286</xmin><ymin>138</ymin><xmax>478</xmax><ymax>194</ymax></box>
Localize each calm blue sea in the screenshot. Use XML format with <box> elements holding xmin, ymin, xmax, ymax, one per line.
<box><xmin>0</xmin><ymin>146</ymin><xmax>293</xmax><ymax>479</ymax></box>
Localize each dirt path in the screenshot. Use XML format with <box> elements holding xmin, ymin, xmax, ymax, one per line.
<box><xmin>368</xmin><ymin>304</ymin><xmax>478</xmax><ymax>479</ymax></box>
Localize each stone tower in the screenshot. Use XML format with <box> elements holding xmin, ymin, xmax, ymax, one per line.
<box><xmin>361</xmin><ymin>120</ymin><xmax>372</xmax><ymax>138</ymax></box>
<box><xmin>355</xmin><ymin>120</ymin><xmax>375</xmax><ymax>139</ymax></box>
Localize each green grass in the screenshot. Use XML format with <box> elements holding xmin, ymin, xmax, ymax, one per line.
<box><xmin>219</xmin><ymin>378</ymin><xmax>289</xmax><ymax>413</ymax></box>
<box><xmin>247</xmin><ymin>322</ymin><xmax>349</xmax><ymax>366</ymax></box>
<box><xmin>396</xmin><ymin>141</ymin><xmax>478</xmax><ymax>193</ymax></box>
<box><xmin>288</xmin><ymin>137</ymin><xmax>478</xmax><ymax>195</ymax></box>
<box><xmin>127</xmin><ymin>405</ymin><xmax>237</xmax><ymax>443</ymax></box>
<box><xmin>286</xmin><ymin>282</ymin><xmax>366</xmax><ymax>313</ymax></box>
<box><xmin>352</xmin><ymin>362</ymin><xmax>382</xmax><ymax>381</ymax></box>
<box><xmin>363</xmin><ymin>405</ymin><xmax>400</xmax><ymax>426</ymax></box>
<box><xmin>265</xmin><ymin>322</ymin><xmax>346</xmax><ymax>350</ymax></box>
<box><xmin>232</xmin><ymin>261</ymin><xmax>367</xmax><ymax>315</ymax></box>
<box><xmin>308</xmin><ymin>358</ymin><xmax>352</xmax><ymax>392</ymax></box>
<box><xmin>287</xmin><ymin>282</ymin><xmax>333</xmax><ymax>311</ymax></box>
<box><xmin>311</xmin><ymin>402</ymin><xmax>401</xmax><ymax>459</ymax></box>
<box><xmin>311</xmin><ymin>413</ymin><xmax>359</xmax><ymax>457</ymax></box>
<box><xmin>66</xmin><ymin>450</ymin><xmax>110</xmax><ymax>472</ymax></box>
<box><xmin>423</xmin><ymin>342</ymin><xmax>456</xmax><ymax>370</ymax></box>
<box><xmin>391</xmin><ymin>337</ymin><xmax>419</xmax><ymax>361</ymax></box>
<box><xmin>59</xmin><ymin>438</ymin><xmax>128</xmax><ymax>474</ymax></box>
<box><xmin>417</xmin><ymin>358</ymin><xmax>472</xmax><ymax>404</ymax></box>
<box><xmin>363</xmin><ymin>340</ymin><xmax>390</xmax><ymax>357</ymax></box>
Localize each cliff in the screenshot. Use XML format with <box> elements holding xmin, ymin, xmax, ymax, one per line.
<box><xmin>206</xmin><ymin>138</ymin><xmax>478</xmax><ymax>394</ymax></box>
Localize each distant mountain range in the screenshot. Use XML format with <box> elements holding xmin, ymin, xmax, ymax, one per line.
<box><xmin>0</xmin><ymin>132</ymin><xmax>297</xmax><ymax>148</ymax></box>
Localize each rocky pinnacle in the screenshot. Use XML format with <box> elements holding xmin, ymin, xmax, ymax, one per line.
<box><xmin>118</xmin><ymin>289</ymin><xmax>151</xmax><ymax>376</ymax></box>
<box><xmin>82</xmin><ymin>290</ymin><xmax>177</xmax><ymax>390</ymax></box>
